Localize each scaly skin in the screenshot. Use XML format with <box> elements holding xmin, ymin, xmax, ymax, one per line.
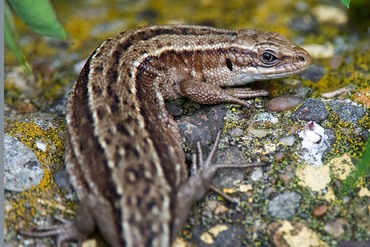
<box><xmin>23</xmin><ymin>25</ymin><xmax>311</xmax><ymax>247</ymax></box>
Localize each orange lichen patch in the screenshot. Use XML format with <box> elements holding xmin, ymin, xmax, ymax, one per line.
<box><xmin>353</xmin><ymin>87</ymin><xmax>370</xmax><ymax>108</ymax></box>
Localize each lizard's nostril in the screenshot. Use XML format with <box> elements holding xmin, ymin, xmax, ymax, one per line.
<box><xmin>298</xmin><ymin>55</ymin><xmax>305</xmax><ymax>62</ymax></box>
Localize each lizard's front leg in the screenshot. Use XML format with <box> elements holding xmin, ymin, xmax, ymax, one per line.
<box><xmin>179</xmin><ymin>79</ymin><xmax>269</xmax><ymax>107</ymax></box>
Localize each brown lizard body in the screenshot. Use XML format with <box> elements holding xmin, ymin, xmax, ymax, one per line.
<box><xmin>25</xmin><ymin>25</ymin><xmax>311</xmax><ymax>246</ymax></box>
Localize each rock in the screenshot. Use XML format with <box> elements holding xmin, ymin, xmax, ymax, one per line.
<box><xmin>279</xmin><ymin>135</ymin><xmax>296</xmax><ymax>146</ymax></box>
<box><xmin>254</xmin><ymin>112</ymin><xmax>279</xmax><ymax>124</ymax></box>
<box><xmin>269</xmin><ymin>191</ymin><xmax>301</xmax><ymax>219</ymax></box>
<box><xmin>296</xmin><ymin>164</ymin><xmax>331</xmax><ymax>192</ymax></box>
<box><xmin>328</xmin><ymin>100</ymin><xmax>366</xmax><ymax>124</ymax></box>
<box><xmin>230</xmin><ymin>128</ymin><xmax>243</xmax><ymax>137</ymax></box>
<box><xmin>289</xmin><ymin>15</ymin><xmax>317</xmax><ymax>33</ymax></box>
<box><xmin>212</xmin><ymin>147</ymin><xmax>249</xmax><ymax>188</ymax></box>
<box><xmin>303</xmin><ymin>44</ymin><xmax>335</xmax><ymax>59</ymax></box>
<box><xmin>312</xmin><ymin>5</ymin><xmax>348</xmax><ymax>25</ymax></box>
<box><xmin>312</xmin><ymin>205</ymin><xmax>328</xmax><ymax>217</ymax></box>
<box><xmin>324</xmin><ymin>218</ymin><xmax>350</xmax><ymax>237</ymax></box>
<box><xmin>265</xmin><ymin>95</ymin><xmax>304</xmax><ymax>112</ymax></box>
<box><xmin>196</xmin><ymin>224</ymin><xmax>245</xmax><ymax>247</ymax></box>
<box><xmin>300</xmin><ymin>64</ymin><xmax>325</xmax><ymax>82</ymax></box>
<box><xmin>293</xmin><ymin>99</ymin><xmax>328</xmax><ymax>121</ymax></box>
<box><xmin>177</xmin><ymin>105</ymin><xmax>227</xmax><ymax>148</ymax></box>
<box><xmin>250</xmin><ymin>167</ymin><xmax>263</xmax><ymax>181</ymax></box>
<box><xmin>4</xmin><ymin>135</ymin><xmax>44</xmax><ymax>192</ymax></box>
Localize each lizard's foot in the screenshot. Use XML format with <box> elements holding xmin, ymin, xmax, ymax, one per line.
<box><xmin>21</xmin><ymin>216</ymin><xmax>87</xmax><ymax>247</ymax></box>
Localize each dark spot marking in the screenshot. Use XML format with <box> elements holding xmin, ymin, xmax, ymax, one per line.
<box><xmin>107</xmin><ymin>68</ymin><xmax>119</xmax><ymax>82</ymax></box>
<box><xmin>181</xmin><ymin>28</ymin><xmax>190</xmax><ymax>35</ymax></box>
<box><xmin>79</xmin><ymin>141</ymin><xmax>85</xmax><ymax>152</ymax></box>
<box><xmin>137</xmin><ymin>31</ymin><xmax>150</xmax><ymax>40</ymax></box>
<box><xmin>96</xmin><ymin>142</ymin><xmax>104</xmax><ymax>153</ymax></box>
<box><xmin>92</xmin><ymin>85</ymin><xmax>102</xmax><ymax>94</ymax></box>
<box><xmin>104</xmin><ymin>137</ymin><xmax>112</xmax><ymax>145</ymax></box>
<box><xmin>96</xmin><ymin>107</ymin><xmax>106</xmax><ymax>120</ymax></box>
<box><xmin>226</xmin><ymin>58</ymin><xmax>233</xmax><ymax>71</ymax></box>
<box><xmin>116</xmin><ymin>122</ymin><xmax>130</xmax><ymax>136</ymax></box>
<box><xmin>126</xmin><ymin>196</ymin><xmax>132</xmax><ymax>206</ymax></box>
<box><xmin>87</xmin><ymin>112</ymin><xmax>94</xmax><ymax>125</ymax></box>
<box><xmin>112</xmin><ymin>50</ymin><xmax>122</xmax><ymax>65</ymax></box>
<box><xmin>124</xmin><ymin>143</ymin><xmax>140</xmax><ymax>159</ymax></box>
<box><xmin>143</xmin><ymin>184</ymin><xmax>150</xmax><ymax>194</ymax></box>
<box><xmin>110</xmin><ymin>103</ymin><xmax>119</xmax><ymax>115</ymax></box>
<box><xmin>146</xmin><ymin>198</ymin><xmax>156</xmax><ymax>210</ymax></box>
<box><xmin>126</xmin><ymin>67</ymin><xmax>133</xmax><ymax>78</ymax></box>
<box><xmin>113</xmin><ymin>150</ymin><xmax>121</xmax><ymax>166</ymax></box>
<box><xmin>94</xmin><ymin>52</ymin><xmax>102</xmax><ymax>59</ymax></box>
<box><xmin>94</xmin><ymin>66</ymin><xmax>104</xmax><ymax>73</ymax></box>
<box><xmin>113</xmin><ymin>93</ymin><xmax>120</xmax><ymax>103</ymax></box>
<box><xmin>128</xmin><ymin>214</ymin><xmax>135</xmax><ymax>224</ymax></box>
<box><xmin>107</xmin><ymin>83</ymin><xmax>114</xmax><ymax>96</ymax></box>
<box><xmin>127</xmin><ymin>115</ymin><xmax>134</xmax><ymax>125</ymax></box>
<box><xmin>119</xmin><ymin>41</ymin><xmax>132</xmax><ymax>51</ymax></box>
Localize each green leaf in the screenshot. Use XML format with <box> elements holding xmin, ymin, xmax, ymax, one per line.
<box><xmin>7</xmin><ymin>0</ymin><xmax>67</xmax><ymax>40</ymax></box>
<box><xmin>338</xmin><ymin>139</ymin><xmax>370</xmax><ymax>196</ymax></box>
<box><xmin>341</xmin><ymin>0</ymin><xmax>350</xmax><ymax>8</ymax></box>
<box><xmin>4</xmin><ymin>1</ymin><xmax>32</xmax><ymax>74</ymax></box>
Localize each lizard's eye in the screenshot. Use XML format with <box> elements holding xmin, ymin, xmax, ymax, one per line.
<box><xmin>261</xmin><ymin>51</ymin><xmax>278</xmax><ymax>65</ymax></box>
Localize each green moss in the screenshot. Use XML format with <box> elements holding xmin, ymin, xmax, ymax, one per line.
<box><xmin>304</xmin><ymin>49</ymin><xmax>370</xmax><ymax>94</ymax></box>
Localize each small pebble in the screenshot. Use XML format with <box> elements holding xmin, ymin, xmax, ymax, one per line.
<box><xmin>312</xmin><ymin>205</ymin><xmax>328</xmax><ymax>217</ymax></box>
<box><xmin>36</xmin><ymin>141</ymin><xmax>47</xmax><ymax>152</ymax></box>
<box><xmin>268</xmin><ymin>191</ymin><xmax>301</xmax><ymax>219</ymax></box>
<box><xmin>279</xmin><ymin>135</ymin><xmax>296</xmax><ymax>146</ymax></box>
<box><xmin>274</xmin><ymin>151</ymin><xmax>284</xmax><ymax>162</ymax></box>
<box><xmin>265</xmin><ymin>95</ymin><xmax>303</xmax><ymax>112</ymax></box>
<box><xmin>324</xmin><ymin>218</ymin><xmax>349</xmax><ymax>237</ymax></box>
<box><xmin>248</xmin><ymin>127</ymin><xmax>269</xmax><ymax>138</ymax></box>
<box><xmin>250</xmin><ymin>167</ymin><xmax>263</xmax><ymax>181</ymax></box>
<box><xmin>230</xmin><ymin>128</ymin><xmax>243</xmax><ymax>137</ymax></box>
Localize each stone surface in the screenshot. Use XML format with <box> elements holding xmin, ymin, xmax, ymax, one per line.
<box><xmin>328</xmin><ymin>100</ymin><xmax>366</xmax><ymax>124</ymax></box>
<box><xmin>269</xmin><ymin>191</ymin><xmax>301</xmax><ymax>219</ymax></box>
<box><xmin>4</xmin><ymin>135</ymin><xmax>44</xmax><ymax>192</ymax></box>
<box><xmin>300</xmin><ymin>64</ymin><xmax>325</xmax><ymax>82</ymax></box>
<box><xmin>293</xmin><ymin>99</ymin><xmax>329</xmax><ymax>121</ymax></box>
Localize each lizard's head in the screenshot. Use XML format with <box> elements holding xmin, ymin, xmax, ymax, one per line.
<box><xmin>226</xmin><ymin>29</ymin><xmax>311</xmax><ymax>83</ymax></box>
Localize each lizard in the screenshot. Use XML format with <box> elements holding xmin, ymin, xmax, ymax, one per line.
<box><xmin>23</xmin><ymin>24</ymin><xmax>311</xmax><ymax>246</ymax></box>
